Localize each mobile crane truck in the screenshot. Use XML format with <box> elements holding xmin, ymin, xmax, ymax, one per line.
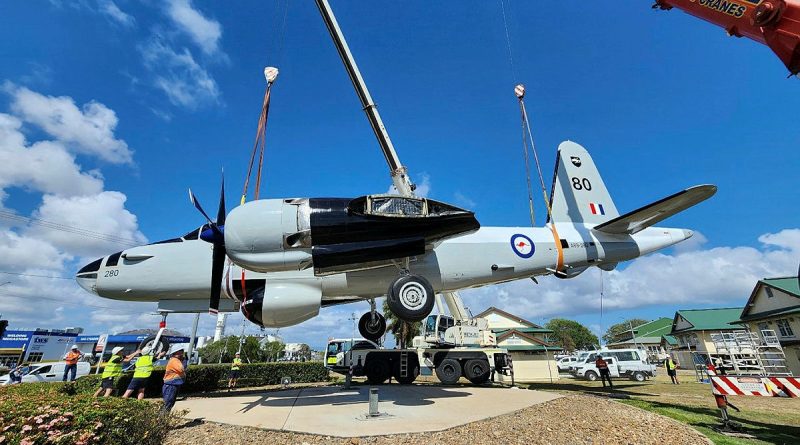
<box><xmin>325</xmin><ymin>292</ymin><xmax>514</xmax><ymax>385</ymax></box>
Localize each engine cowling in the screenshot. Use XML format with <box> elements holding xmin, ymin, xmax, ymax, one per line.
<box><xmin>224</xmin><ymin>198</ymin><xmax>313</xmax><ymax>273</ymax></box>
<box><xmin>241</xmin><ymin>279</ymin><xmax>322</xmax><ymax>328</ymax></box>
<box><xmin>554</xmin><ymin>266</ymin><xmax>589</xmax><ymax>279</ymax></box>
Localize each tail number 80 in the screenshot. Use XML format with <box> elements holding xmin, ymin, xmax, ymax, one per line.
<box><xmin>571</xmin><ymin>177</ymin><xmax>592</xmax><ymax>191</ymax></box>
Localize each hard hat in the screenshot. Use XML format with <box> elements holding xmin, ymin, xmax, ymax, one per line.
<box><xmin>71</xmin><ymin>345</ymin><xmax>78</xmax><ymax>350</ymax></box>
<box><xmin>141</xmin><ymin>346</ymin><xmax>153</xmax><ymax>355</ymax></box>
<box><xmin>235</xmin><ymin>352</ymin><xmax>240</xmax><ymax>356</ymax></box>
<box><xmin>111</xmin><ymin>346</ymin><xmax>124</xmax><ymax>355</ymax></box>
<box><xmin>169</xmin><ymin>345</ymin><xmax>185</xmax><ymax>355</ymax></box>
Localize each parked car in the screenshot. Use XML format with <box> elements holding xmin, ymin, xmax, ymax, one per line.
<box><xmin>0</xmin><ymin>362</ymin><xmax>91</xmax><ymax>385</ymax></box>
<box><xmin>557</xmin><ymin>356</ymin><xmax>578</xmax><ymax>372</ymax></box>
<box><xmin>572</xmin><ymin>349</ymin><xmax>656</xmax><ymax>382</ymax></box>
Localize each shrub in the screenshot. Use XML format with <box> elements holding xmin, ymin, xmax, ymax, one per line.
<box><xmin>71</xmin><ymin>361</ymin><xmax>329</xmax><ymax>397</ymax></box>
<box><xmin>0</xmin><ymin>382</ymin><xmax>170</xmax><ymax>445</ymax></box>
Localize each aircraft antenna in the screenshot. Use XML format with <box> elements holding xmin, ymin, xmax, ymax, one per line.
<box><xmin>315</xmin><ymin>0</ymin><xmax>415</xmax><ymax>197</ymax></box>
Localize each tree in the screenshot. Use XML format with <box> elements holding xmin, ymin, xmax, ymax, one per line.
<box><xmin>602</xmin><ymin>319</ymin><xmax>650</xmax><ymax>344</ymax></box>
<box><xmin>297</xmin><ymin>344</ymin><xmax>312</xmax><ymax>361</ymax></box>
<box><xmin>198</xmin><ymin>335</ymin><xmax>281</xmax><ymax>363</ymax></box>
<box><xmin>382</xmin><ymin>300</ymin><xmax>421</xmax><ymax>349</ymax></box>
<box><xmin>545</xmin><ymin>319</ymin><xmax>599</xmax><ymax>351</ymax></box>
<box><xmin>262</xmin><ymin>341</ymin><xmax>284</xmax><ymax>362</ymax></box>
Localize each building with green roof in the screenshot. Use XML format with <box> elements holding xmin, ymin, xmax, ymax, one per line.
<box><xmin>667</xmin><ymin>307</ymin><xmax>745</xmax><ymax>369</ymax></box>
<box><xmin>736</xmin><ymin>276</ymin><xmax>800</xmax><ymax>375</ymax></box>
<box><xmin>607</xmin><ymin>317</ymin><xmax>673</xmax><ymax>362</ymax></box>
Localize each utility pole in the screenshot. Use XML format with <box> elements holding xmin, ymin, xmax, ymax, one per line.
<box><xmin>186</xmin><ymin>313</ymin><xmax>200</xmax><ymax>364</ymax></box>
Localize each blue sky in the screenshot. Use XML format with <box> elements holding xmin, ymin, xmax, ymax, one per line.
<box><xmin>0</xmin><ymin>1</ymin><xmax>797</xmax><ymax>348</ymax></box>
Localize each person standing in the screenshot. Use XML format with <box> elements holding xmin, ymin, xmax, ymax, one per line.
<box><xmin>595</xmin><ymin>355</ymin><xmax>613</xmax><ymax>389</ymax></box>
<box><xmin>94</xmin><ymin>347</ymin><xmax>130</xmax><ymax>397</ymax></box>
<box><xmin>122</xmin><ymin>346</ymin><xmax>163</xmax><ymax>399</ymax></box>
<box><xmin>228</xmin><ymin>353</ymin><xmax>242</xmax><ymax>390</ymax></box>
<box><xmin>665</xmin><ymin>356</ymin><xmax>679</xmax><ymax>384</ymax></box>
<box><xmin>161</xmin><ymin>346</ymin><xmax>187</xmax><ymax>412</ymax></box>
<box><xmin>62</xmin><ymin>345</ymin><xmax>83</xmax><ymax>382</ymax></box>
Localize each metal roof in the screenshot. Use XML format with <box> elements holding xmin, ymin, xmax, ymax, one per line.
<box><xmin>671</xmin><ymin>307</ymin><xmax>744</xmax><ymax>333</ymax></box>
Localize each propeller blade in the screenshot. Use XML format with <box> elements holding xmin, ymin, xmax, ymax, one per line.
<box><xmin>209</xmin><ymin>242</ymin><xmax>226</xmax><ymax>314</ymax></box>
<box><xmin>189</xmin><ymin>188</ymin><xmax>222</xmax><ymax>238</ymax></box>
<box><xmin>216</xmin><ymin>174</ymin><xmax>226</xmax><ymax>226</ymax></box>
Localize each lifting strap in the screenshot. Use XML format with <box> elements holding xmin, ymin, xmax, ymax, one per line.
<box><xmin>241</xmin><ymin>67</ymin><xmax>280</xmax><ymax>206</ymax></box>
<box><xmin>515</xmin><ymin>85</ymin><xmax>564</xmax><ymax>273</ymax></box>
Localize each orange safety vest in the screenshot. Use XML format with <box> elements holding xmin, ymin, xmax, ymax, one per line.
<box><xmin>595</xmin><ymin>358</ymin><xmax>608</xmax><ymax>370</ymax></box>
<box><xmin>65</xmin><ymin>351</ymin><xmax>81</xmax><ymax>365</ymax></box>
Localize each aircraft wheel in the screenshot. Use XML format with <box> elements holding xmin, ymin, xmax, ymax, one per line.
<box><xmin>358</xmin><ymin>312</ymin><xmax>386</xmax><ymax>342</ymax></box>
<box><xmin>387</xmin><ymin>274</ymin><xmax>435</xmax><ymax>322</ymax></box>
<box><xmin>137</xmin><ymin>334</ymin><xmax>170</xmax><ymax>356</ymax></box>
<box><xmin>435</xmin><ymin>358</ymin><xmax>462</xmax><ymax>385</ymax></box>
<box><xmin>464</xmin><ymin>359</ymin><xmax>491</xmax><ymax>385</ymax></box>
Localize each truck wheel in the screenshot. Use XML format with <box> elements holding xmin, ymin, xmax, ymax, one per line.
<box><xmin>137</xmin><ymin>334</ymin><xmax>170</xmax><ymax>356</ymax></box>
<box><xmin>358</xmin><ymin>312</ymin><xmax>386</xmax><ymax>342</ymax></box>
<box><xmin>435</xmin><ymin>358</ymin><xmax>462</xmax><ymax>385</ymax></box>
<box><xmin>386</xmin><ymin>275</ymin><xmax>435</xmax><ymax>322</ymax></box>
<box><xmin>464</xmin><ymin>359</ymin><xmax>491</xmax><ymax>385</ymax></box>
<box><xmin>632</xmin><ymin>371</ymin><xmax>646</xmax><ymax>382</ymax></box>
<box><xmin>394</xmin><ymin>360</ymin><xmax>420</xmax><ymax>385</ymax></box>
<box><xmin>584</xmin><ymin>371</ymin><xmax>598</xmax><ymax>381</ymax></box>
<box><xmin>364</xmin><ymin>358</ymin><xmax>390</xmax><ymax>385</ymax></box>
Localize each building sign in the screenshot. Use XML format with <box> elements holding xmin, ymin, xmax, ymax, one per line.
<box><xmin>95</xmin><ymin>334</ymin><xmax>109</xmax><ymax>352</ymax></box>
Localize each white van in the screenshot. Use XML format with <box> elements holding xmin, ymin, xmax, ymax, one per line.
<box><xmin>0</xmin><ymin>362</ymin><xmax>91</xmax><ymax>385</ymax></box>
<box><xmin>572</xmin><ymin>349</ymin><xmax>656</xmax><ymax>382</ymax></box>
<box><xmin>557</xmin><ymin>356</ymin><xmax>579</xmax><ymax>372</ymax></box>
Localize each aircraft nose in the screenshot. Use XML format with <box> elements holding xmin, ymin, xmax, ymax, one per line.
<box><xmin>683</xmin><ymin>229</ymin><xmax>694</xmax><ymax>240</ymax></box>
<box><xmin>75</xmin><ymin>257</ymin><xmax>103</xmax><ymax>295</ymax></box>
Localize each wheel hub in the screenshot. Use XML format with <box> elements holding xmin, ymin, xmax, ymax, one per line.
<box><xmin>398</xmin><ymin>282</ymin><xmax>426</xmax><ymax>310</ymax></box>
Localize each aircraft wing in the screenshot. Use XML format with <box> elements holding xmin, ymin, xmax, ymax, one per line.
<box><xmin>592</xmin><ymin>185</ymin><xmax>716</xmax><ymax>235</ymax></box>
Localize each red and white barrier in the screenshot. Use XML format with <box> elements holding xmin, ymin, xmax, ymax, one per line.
<box><xmin>711</xmin><ymin>376</ymin><xmax>800</xmax><ymax>398</ymax></box>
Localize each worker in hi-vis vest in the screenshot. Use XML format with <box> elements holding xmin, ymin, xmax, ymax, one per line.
<box><xmin>62</xmin><ymin>345</ymin><xmax>84</xmax><ymax>382</ymax></box>
<box><xmin>122</xmin><ymin>346</ymin><xmax>165</xmax><ymax>399</ymax></box>
<box><xmin>94</xmin><ymin>346</ymin><xmax>134</xmax><ymax>397</ymax></box>
<box><xmin>665</xmin><ymin>356</ymin><xmax>679</xmax><ymax>385</ymax></box>
<box><xmin>228</xmin><ymin>352</ymin><xmax>243</xmax><ymax>390</ymax></box>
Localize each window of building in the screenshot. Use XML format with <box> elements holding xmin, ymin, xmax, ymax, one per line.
<box><xmin>765</xmin><ymin>287</ymin><xmax>775</xmax><ymax>298</ymax></box>
<box><xmin>776</xmin><ymin>319</ymin><xmax>795</xmax><ymax>338</ymax></box>
<box><xmin>26</xmin><ymin>352</ymin><xmax>44</xmax><ymax>362</ymax></box>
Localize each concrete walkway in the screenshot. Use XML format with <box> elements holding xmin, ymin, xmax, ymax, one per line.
<box><xmin>175</xmin><ymin>385</ymin><xmax>561</xmax><ymax>437</ymax></box>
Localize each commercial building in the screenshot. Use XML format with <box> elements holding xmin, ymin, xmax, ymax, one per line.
<box><xmin>0</xmin><ymin>329</ymin><xmax>82</xmax><ymax>366</ymax></box>
<box><xmin>475</xmin><ymin>307</ymin><xmax>560</xmax><ymax>382</ymax></box>
<box><xmin>606</xmin><ymin>317</ymin><xmax>673</xmax><ymax>363</ymax></box>
<box><xmin>736</xmin><ymin>277</ymin><xmax>800</xmax><ymax>375</ymax></box>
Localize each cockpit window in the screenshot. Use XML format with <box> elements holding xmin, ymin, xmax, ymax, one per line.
<box><xmin>106</xmin><ymin>251</ymin><xmax>122</xmax><ymax>267</ymax></box>
<box><xmin>150</xmin><ymin>238</ymin><xmax>182</xmax><ymax>245</ymax></box>
<box><xmin>182</xmin><ymin>227</ymin><xmax>200</xmax><ymax>240</ymax></box>
<box><xmin>371</xmin><ymin>196</ymin><xmax>424</xmax><ymax>216</ymax></box>
<box><xmin>77</xmin><ymin>258</ymin><xmax>102</xmax><ymax>274</ymax></box>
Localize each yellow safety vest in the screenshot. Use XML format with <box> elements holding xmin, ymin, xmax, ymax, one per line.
<box><xmin>101</xmin><ymin>355</ymin><xmax>123</xmax><ymax>378</ymax></box>
<box><xmin>231</xmin><ymin>358</ymin><xmax>242</xmax><ymax>371</ymax></box>
<box><xmin>133</xmin><ymin>354</ymin><xmax>154</xmax><ymax>378</ymax></box>
<box><xmin>666</xmin><ymin>359</ymin><xmax>676</xmax><ymax>371</ymax></box>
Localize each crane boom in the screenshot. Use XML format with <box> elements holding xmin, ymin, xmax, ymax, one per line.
<box><xmin>315</xmin><ymin>0</ymin><xmax>415</xmax><ymax>196</ymax></box>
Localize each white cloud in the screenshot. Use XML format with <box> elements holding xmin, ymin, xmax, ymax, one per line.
<box><xmin>461</xmin><ymin>229</ymin><xmax>800</xmax><ymax>321</ymax></box>
<box><xmin>139</xmin><ymin>37</ymin><xmax>220</xmax><ymax>109</ymax></box>
<box><xmin>0</xmin><ymin>231</ymin><xmax>68</xmax><ymax>272</ymax></box>
<box><xmin>99</xmin><ymin>0</ymin><xmax>135</xmax><ymax>27</ymax></box>
<box><xmin>165</xmin><ymin>0</ymin><xmax>222</xmax><ymax>55</ymax></box>
<box><xmin>385</xmin><ymin>173</ymin><xmax>431</xmax><ymax>198</ymax></box>
<box><xmin>27</xmin><ymin>192</ymin><xmax>147</xmax><ymax>258</ymax></box>
<box><xmin>0</xmin><ymin>113</ymin><xmax>104</xmax><ymax>197</ymax></box>
<box><xmin>5</xmin><ymin>83</ymin><xmax>133</xmax><ymax>164</ymax></box>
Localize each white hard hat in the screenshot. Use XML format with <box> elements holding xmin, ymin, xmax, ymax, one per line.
<box><xmin>169</xmin><ymin>345</ymin><xmax>185</xmax><ymax>355</ymax></box>
<box><xmin>111</xmin><ymin>346</ymin><xmax>124</xmax><ymax>355</ymax></box>
<box><xmin>71</xmin><ymin>345</ymin><xmax>78</xmax><ymax>350</ymax></box>
<box><xmin>141</xmin><ymin>346</ymin><xmax>152</xmax><ymax>355</ymax></box>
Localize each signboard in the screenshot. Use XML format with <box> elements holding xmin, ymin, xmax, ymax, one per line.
<box><xmin>95</xmin><ymin>334</ymin><xmax>108</xmax><ymax>353</ymax></box>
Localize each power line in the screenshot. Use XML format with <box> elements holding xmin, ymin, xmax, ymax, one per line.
<box><xmin>0</xmin><ymin>210</ymin><xmax>142</xmax><ymax>247</ymax></box>
<box><xmin>0</xmin><ymin>271</ymin><xmax>72</xmax><ymax>280</ymax></box>
<box><xmin>0</xmin><ymin>290</ymin><xmax>155</xmax><ymax>315</ymax></box>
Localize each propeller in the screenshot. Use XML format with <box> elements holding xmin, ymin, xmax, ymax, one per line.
<box><xmin>188</xmin><ymin>175</ymin><xmax>226</xmax><ymax>314</ymax></box>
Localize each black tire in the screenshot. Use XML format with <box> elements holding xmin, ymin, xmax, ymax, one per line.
<box><xmin>584</xmin><ymin>371</ymin><xmax>598</xmax><ymax>381</ymax></box>
<box><xmin>364</xmin><ymin>357</ymin><xmax>391</xmax><ymax>385</ymax></box>
<box><xmin>464</xmin><ymin>359</ymin><xmax>491</xmax><ymax>385</ymax></box>
<box><xmin>435</xmin><ymin>358</ymin><xmax>462</xmax><ymax>385</ymax></box>
<box><xmin>393</xmin><ymin>359</ymin><xmax>420</xmax><ymax>385</ymax></box>
<box><xmin>137</xmin><ymin>334</ymin><xmax>170</xmax><ymax>356</ymax></box>
<box><xmin>632</xmin><ymin>371</ymin><xmax>646</xmax><ymax>382</ymax></box>
<box><xmin>358</xmin><ymin>312</ymin><xmax>386</xmax><ymax>342</ymax></box>
<box><xmin>386</xmin><ymin>275</ymin><xmax>435</xmax><ymax>322</ymax></box>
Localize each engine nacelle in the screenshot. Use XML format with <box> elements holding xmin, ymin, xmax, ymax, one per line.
<box><xmin>554</xmin><ymin>265</ymin><xmax>589</xmax><ymax>279</ymax></box>
<box><xmin>225</xmin><ymin>199</ymin><xmax>313</xmax><ymax>273</ymax></box>
<box><xmin>241</xmin><ymin>279</ymin><xmax>322</xmax><ymax>328</ymax></box>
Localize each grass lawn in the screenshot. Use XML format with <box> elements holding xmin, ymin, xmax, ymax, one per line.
<box><xmin>527</xmin><ymin>371</ymin><xmax>800</xmax><ymax>445</ymax></box>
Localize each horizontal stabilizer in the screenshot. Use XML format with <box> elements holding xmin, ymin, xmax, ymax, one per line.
<box><xmin>593</xmin><ymin>185</ymin><xmax>716</xmax><ymax>235</ymax></box>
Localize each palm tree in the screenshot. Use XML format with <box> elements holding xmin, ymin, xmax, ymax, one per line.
<box><xmin>382</xmin><ymin>300</ymin><xmax>422</xmax><ymax>349</ymax></box>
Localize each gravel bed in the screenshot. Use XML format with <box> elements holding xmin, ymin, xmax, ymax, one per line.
<box><xmin>164</xmin><ymin>394</ymin><xmax>710</xmax><ymax>445</ymax></box>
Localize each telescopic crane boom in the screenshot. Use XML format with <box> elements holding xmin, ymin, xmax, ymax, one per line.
<box><xmin>315</xmin><ymin>0</ymin><xmax>415</xmax><ymax>196</ymax></box>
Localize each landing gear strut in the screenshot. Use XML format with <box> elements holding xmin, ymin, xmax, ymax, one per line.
<box><xmin>137</xmin><ymin>311</ymin><xmax>171</xmax><ymax>355</ymax></box>
<box><xmin>386</xmin><ymin>274</ymin><xmax>434</xmax><ymax>322</ymax></box>
<box><xmin>358</xmin><ymin>299</ymin><xmax>386</xmax><ymax>342</ymax></box>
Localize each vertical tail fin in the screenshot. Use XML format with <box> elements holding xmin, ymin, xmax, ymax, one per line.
<box><xmin>548</xmin><ymin>141</ymin><xmax>619</xmax><ymax>224</ymax></box>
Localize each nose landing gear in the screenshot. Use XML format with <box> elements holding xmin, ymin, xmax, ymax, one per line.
<box><xmin>358</xmin><ymin>299</ymin><xmax>387</xmax><ymax>342</ymax></box>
